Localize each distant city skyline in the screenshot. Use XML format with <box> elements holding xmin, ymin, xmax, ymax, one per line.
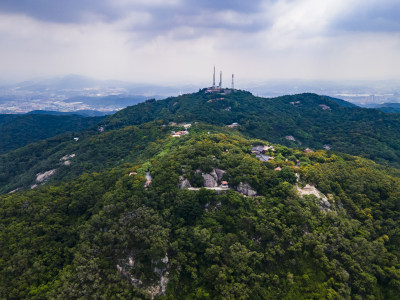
<box><xmin>1</xmin><ymin>0</ymin><xmax>400</xmax><ymax>84</ymax></box>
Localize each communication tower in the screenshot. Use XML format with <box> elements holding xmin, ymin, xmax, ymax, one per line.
<box><xmin>212</xmin><ymin>66</ymin><xmax>216</xmax><ymax>88</ymax></box>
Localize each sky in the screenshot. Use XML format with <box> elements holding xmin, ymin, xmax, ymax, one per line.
<box><xmin>1</xmin><ymin>0</ymin><xmax>400</xmax><ymax>85</ymax></box>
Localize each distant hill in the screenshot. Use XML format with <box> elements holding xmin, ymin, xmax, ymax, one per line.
<box><xmin>63</xmin><ymin>94</ymin><xmax>150</xmax><ymax>109</ymax></box>
<box><xmin>2</xmin><ymin>75</ymin><xmax>196</xmax><ymax>97</ymax></box>
<box><xmin>0</xmin><ymin>114</ymin><xmax>103</xmax><ymax>155</ymax></box>
<box><xmin>27</xmin><ymin>110</ymin><xmax>115</xmax><ymax>117</ymax></box>
<box><xmin>374</xmin><ymin>103</ymin><xmax>400</xmax><ymax>113</ymax></box>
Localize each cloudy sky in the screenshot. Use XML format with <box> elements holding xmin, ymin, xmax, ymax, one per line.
<box><xmin>1</xmin><ymin>0</ymin><xmax>400</xmax><ymax>85</ymax></box>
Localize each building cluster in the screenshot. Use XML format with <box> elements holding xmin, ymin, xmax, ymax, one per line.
<box><xmin>170</xmin><ymin>122</ymin><xmax>191</xmax><ymax>137</ymax></box>
<box><xmin>251</xmin><ymin>145</ymin><xmax>276</xmax><ymax>163</ymax></box>
<box><xmin>171</xmin><ymin>130</ymin><xmax>189</xmax><ymax>138</ymax></box>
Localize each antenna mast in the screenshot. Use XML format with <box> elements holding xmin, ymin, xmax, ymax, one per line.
<box><xmin>232</xmin><ymin>74</ymin><xmax>234</xmax><ymax>89</ymax></box>
<box><xmin>212</xmin><ymin>66</ymin><xmax>215</xmax><ymax>88</ymax></box>
<box><xmin>219</xmin><ymin>71</ymin><xmax>222</xmax><ymax>89</ymax></box>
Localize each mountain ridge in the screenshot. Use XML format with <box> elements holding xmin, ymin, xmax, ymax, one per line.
<box><xmin>3</xmin><ymin>89</ymin><xmax>400</xmax><ymax>194</ymax></box>
<box><xmin>104</xmin><ymin>89</ymin><xmax>400</xmax><ymax>167</ymax></box>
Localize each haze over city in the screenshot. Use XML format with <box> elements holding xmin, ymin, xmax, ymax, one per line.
<box><xmin>1</xmin><ymin>0</ymin><xmax>400</xmax><ymax>85</ymax></box>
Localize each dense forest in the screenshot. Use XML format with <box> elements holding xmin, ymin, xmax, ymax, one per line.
<box><xmin>1</xmin><ymin>127</ymin><xmax>400</xmax><ymax>299</ymax></box>
<box><xmin>104</xmin><ymin>90</ymin><xmax>400</xmax><ymax>168</ymax></box>
<box><xmin>0</xmin><ymin>113</ymin><xmax>103</xmax><ymax>154</ymax></box>
<box><xmin>3</xmin><ymin>90</ymin><xmax>400</xmax><ymax>194</ymax></box>
<box><xmin>0</xmin><ymin>121</ymin><xmax>170</xmax><ymax>194</ymax></box>
<box><xmin>2</xmin><ymin>89</ymin><xmax>400</xmax><ymax>299</ymax></box>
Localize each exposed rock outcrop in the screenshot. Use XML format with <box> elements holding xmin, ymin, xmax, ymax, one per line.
<box><xmin>189</xmin><ymin>168</ymin><xmax>227</xmax><ymax>190</ymax></box>
<box><xmin>214</xmin><ymin>168</ymin><xmax>226</xmax><ymax>182</ymax></box>
<box><xmin>60</xmin><ymin>154</ymin><xmax>75</xmax><ymax>166</ymax></box>
<box><xmin>202</xmin><ymin>173</ymin><xmax>218</xmax><ymax>187</ymax></box>
<box><xmin>209</xmin><ymin>169</ymin><xmax>218</xmax><ymax>181</ymax></box>
<box><xmin>178</xmin><ymin>176</ymin><xmax>192</xmax><ymax>189</ymax></box>
<box><xmin>296</xmin><ymin>184</ymin><xmax>331</xmax><ymax>210</ymax></box>
<box><xmin>60</xmin><ymin>154</ymin><xmax>76</xmax><ymax>161</ymax></box>
<box><xmin>285</xmin><ymin>135</ymin><xmax>296</xmax><ymax>141</ymax></box>
<box><xmin>8</xmin><ymin>188</ymin><xmax>21</xmax><ymax>194</ymax></box>
<box><xmin>236</xmin><ymin>182</ymin><xmax>257</xmax><ymax>197</ymax></box>
<box><xmin>117</xmin><ymin>253</ymin><xmax>169</xmax><ymax>299</ymax></box>
<box><xmin>36</xmin><ymin>169</ymin><xmax>56</xmax><ymax>183</ymax></box>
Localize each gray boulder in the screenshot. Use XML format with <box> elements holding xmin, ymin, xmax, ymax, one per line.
<box><xmin>202</xmin><ymin>173</ymin><xmax>218</xmax><ymax>187</ymax></box>
<box><xmin>214</xmin><ymin>168</ymin><xmax>226</xmax><ymax>182</ymax></box>
<box><xmin>209</xmin><ymin>169</ymin><xmax>218</xmax><ymax>181</ymax></box>
<box><xmin>236</xmin><ymin>182</ymin><xmax>257</xmax><ymax>197</ymax></box>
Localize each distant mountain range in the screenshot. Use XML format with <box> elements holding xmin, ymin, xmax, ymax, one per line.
<box><xmin>2</xmin><ymin>74</ymin><xmax>199</xmax><ymax>96</ymax></box>
<box><xmin>0</xmin><ymin>75</ymin><xmax>202</xmax><ymax>113</ymax></box>
<box><xmin>62</xmin><ymin>94</ymin><xmax>150</xmax><ymax>109</ymax></box>
<box><xmin>26</xmin><ymin>110</ymin><xmax>114</xmax><ymax>117</ymax></box>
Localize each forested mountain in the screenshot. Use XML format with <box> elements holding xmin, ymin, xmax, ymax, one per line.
<box><xmin>103</xmin><ymin>90</ymin><xmax>400</xmax><ymax>168</ymax></box>
<box><xmin>2</xmin><ymin>89</ymin><xmax>400</xmax><ymax>298</ymax></box>
<box><xmin>2</xmin><ymin>89</ymin><xmax>400</xmax><ymax>198</ymax></box>
<box><xmin>27</xmin><ymin>110</ymin><xmax>114</xmax><ymax>117</ymax></box>
<box><xmin>1</xmin><ymin>126</ymin><xmax>400</xmax><ymax>299</ymax></box>
<box><xmin>0</xmin><ymin>113</ymin><xmax>103</xmax><ymax>155</ymax></box>
<box><xmin>4</xmin><ymin>90</ymin><xmax>400</xmax><ymax>193</ymax></box>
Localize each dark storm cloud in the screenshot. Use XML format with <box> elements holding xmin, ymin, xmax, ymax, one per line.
<box><xmin>332</xmin><ymin>1</ymin><xmax>400</xmax><ymax>33</ymax></box>
<box><xmin>2</xmin><ymin>0</ymin><xmax>399</xmax><ymax>35</ymax></box>
<box><xmin>0</xmin><ymin>0</ymin><xmax>120</xmax><ymax>23</ymax></box>
<box><xmin>0</xmin><ymin>0</ymin><xmax>270</xmax><ymax>33</ymax></box>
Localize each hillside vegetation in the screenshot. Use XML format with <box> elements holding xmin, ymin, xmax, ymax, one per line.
<box><xmin>3</xmin><ymin>90</ymin><xmax>400</xmax><ymax>194</ymax></box>
<box><xmin>0</xmin><ymin>114</ymin><xmax>103</xmax><ymax>154</ymax></box>
<box><xmin>2</xmin><ymin>90</ymin><xmax>400</xmax><ymax>298</ymax></box>
<box><xmin>0</xmin><ymin>121</ymin><xmax>170</xmax><ymax>194</ymax></box>
<box><xmin>105</xmin><ymin>90</ymin><xmax>400</xmax><ymax>167</ymax></box>
<box><xmin>375</xmin><ymin>103</ymin><xmax>400</xmax><ymax>114</ymax></box>
<box><xmin>1</xmin><ymin>127</ymin><xmax>400</xmax><ymax>299</ymax></box>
